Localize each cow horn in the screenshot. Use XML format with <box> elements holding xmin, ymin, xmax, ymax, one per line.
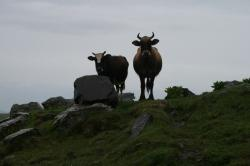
<box><xmin>137</xmin><ymin>33</ymin><xmax>142</xmax><ymax>40</ymax></box>
<box><xmin>103</xmin><ymin>51</ymin><xmax>106</xmax><ymax>55</ymax></box>
<box><xmin>149</xmin><ymin>32</ymin><xmax>154</xmax><ymax>39</ymax></box>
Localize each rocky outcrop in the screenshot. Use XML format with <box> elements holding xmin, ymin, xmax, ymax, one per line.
<box><xmin>119</xmin><ymin>93</ymin><xmax>135</xmax><ymax>101</ymax></box>
<box><xmin>3</xmin><ymin>128</ymin><xmax>40</xmax><ymax>145</ymax></box>
<box><xmin>131</xmin><ymin>113</ymin><xmax>152</xmax><ymax>138</ymax></box>
<box><xmin>53</xmin><ymin>103</ymin><xmax>112</xmax><ymax>133</ymax></box>
<box><xmin>42</xmin><ymin>96</ymin><xmax>73</xmax><ymax>110</ymax></box>
<box><xmin>224</xmin><ymin>80</ymin><xmax>240</xmax><ymax>88</ymax></box>
<box><xmin>0</xmin><ymin>115</ymin><xmax>27</xmax><ymax>139</ymax></box>
<box><xmin>74</xmin><ymin>75</ymin><xmax>118</xmax><ymax>107</ymax></box>
<box><xmin>10</xmin><ymin>102</ymin><xmax>43</xmax><ymax>118</ymax></box>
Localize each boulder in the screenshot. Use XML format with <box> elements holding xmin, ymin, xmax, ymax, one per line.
<box><xmin>0</xmin><ymin>115</ymin><xmax>27</xmax><ymax>139</ymax></box>
<box><xmin>10</xmin><ymin>102</ymin><xmax>43</xmax><ymax>118</ymax></box>
<box><xmin>74</xmin><ymin>75</ymin><xmax>118</xmax><ymax>107</ymax></box>
<box><xmin>11</xmin><ymin>112</ymin><xmax>30</xmax><ymax>118</ymax></box>
<box><xmin>3</xmin><ymin>128</ymin><xmax>40</xmax><ymax>145</ymax></box>
<box><xmin>119</xmin><ymin>92</ymin><xmax>135</xmax><ymax>101</ymax></box>
<box><xmin>53</xmin><ymin>103</ymin><xmax>112</xmax><ymax>133</ymax></box>
<box><xmin>131</xmin><ymin>113</ymin><xmax>152</xmax><ymax>138</ymax></box>
<box><xmin>42</xmin><ymin>96</ymin><xmax>73</xmax><ymax>110</ymax></box>
<box><xmin>224</xmin><ymin>80</ymin><xmax>240</xmax><ymax>88</ymax></box>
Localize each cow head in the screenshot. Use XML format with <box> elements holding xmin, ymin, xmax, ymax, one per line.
<box><xmin>88</xmin><ymin>51</ymin><xmax>106</xmax><ymax>75</ymax></box>
<box><xmin>132</xmin><ymin>32</ymin><xmax>159</xmax><ymax>57</ymax></box>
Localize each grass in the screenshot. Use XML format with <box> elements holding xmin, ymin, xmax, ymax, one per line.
<box><xmin>0</xmin><ymin>113</ymin><xmax>8</xmax><ymax>121</ymax></box>
<box><xmin>1</xmin><ymin>83</ymin><xmax>250</xmax><ymax>165</ymax></box>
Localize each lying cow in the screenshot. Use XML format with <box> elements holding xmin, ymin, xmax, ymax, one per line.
<box><xmin>88</xmin><ymin>51</ymin><xmax>129</xmax><ymax>94</ymax></box>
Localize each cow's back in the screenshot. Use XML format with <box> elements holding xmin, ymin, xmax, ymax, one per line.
<box><xmin>106</xmin><ymin>56</ymin><xmax>129</xmax><ymax>83</ymax></box>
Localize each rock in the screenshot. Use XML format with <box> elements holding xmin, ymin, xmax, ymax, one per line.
<box><xmin>74</xmin><ymin>75</ymin><xmax>118</xmax><ymax>107</ymax></box>
<box><xmin>42</xmin><ymin>96</ymin><xmax>73</xmax><ymax>110</ymax></box>
<box><xmin>0</xmin><ymin>115</ymin><xmax>27</xmax><ymax>139</ymax></box>
<box><xmin>10</xmin><ymin>102</ymin><xmax>43</xmax><ymax>118</ymax></box>
<box><xmin>224</xmin><ymin>80</ymin><xmax>240</xmax><ymax>88</ymax></box>
<box><xmin>53</xmin><ymin>103</ymin><xmax>112</xmax><ymax>132</ymax></box>
<box><xmin>119</xmin><ymin>92</ymin><xmax>135</xmax><ymax>101</ymax></box>
<box><xmin>3</xmin><ymin>128</ymin><xmax>40</xmax><ymax>145</ymax></box>
<box><xmin>11</xmin><ymin>112</ymin><xmax>30</xmax><ymax>118</ymax></box>
<box><xmin>131</xmin><ymin>113</ymin><xmax>152</xmax><ymax>138</ymax></box>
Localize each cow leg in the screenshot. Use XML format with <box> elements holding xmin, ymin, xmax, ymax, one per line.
<box><xmin>139</xmin><ymin>76</ymin><xmax>146</xmax><ymax>101</ymax></box>
<box><xmin>148</xmin><ymin>77</ymin><xmax>155</xmax><ymax>100</ymax></box>
<box><xmin>121</xmin><ymin>83</ymin><xmax>125</xmax><ymax>95</ymax></box>
<box><xmin>115</xmin><ymin>84</ymin><xmax>119</xmax><ymax>94</ymax></box>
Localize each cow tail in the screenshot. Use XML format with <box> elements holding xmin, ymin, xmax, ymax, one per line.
<box><xmin>146</xmin><ymin>78</ymin><xmax>150</xmax><ymax>93</ymax></box>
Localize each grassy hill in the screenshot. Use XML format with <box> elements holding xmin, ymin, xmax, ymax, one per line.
<box><xmin>1</xmin><ymin>83</ymin><xmax>250</xmax><ymax>166</ymax></box>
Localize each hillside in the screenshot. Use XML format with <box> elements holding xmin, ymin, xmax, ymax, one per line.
<box><xmin>1</xmin><ymin>83</ymin><xmax>250</xmax><ymax>166</ymax></box>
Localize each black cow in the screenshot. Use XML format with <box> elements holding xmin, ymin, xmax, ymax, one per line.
<box><xmin>88</xmin><ymin>51</ymin><xmax>129</xmax><ymax>94</ymax></box>
<box><xmin>132</xmin><ymin>32</ymin><xmax>162</xmax><ymax>100</ymax></box>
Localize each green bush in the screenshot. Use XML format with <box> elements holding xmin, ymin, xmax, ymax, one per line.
<box><xmin>212</xmin><ymin>81</ymin><xmax>225</xmax><ymax>91</ymax></box>
<box><xmin>165</xmin><ymin>86</ymin><xmax>195</xmax><ymax>99</ymax></box>
<box><xmin>242</xmin><ymin>78</ymin><xmax>250</xmax><ymax>84</ymax></box>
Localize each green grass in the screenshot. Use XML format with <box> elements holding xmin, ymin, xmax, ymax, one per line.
<box><xmin>0</xmin><ymin>113</ymin><xmax>8</xmax><ymax>121</ymax></box>
<box><xmin>1</xmin><ymin>83</ymin><xmax>250</xmax><ymax>165</ymax></box>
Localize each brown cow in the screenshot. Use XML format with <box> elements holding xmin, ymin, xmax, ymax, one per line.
<box><xmin>132</xmin><ymin>32</ymin><xmax>162</xmax><ymax>100</ymax></box>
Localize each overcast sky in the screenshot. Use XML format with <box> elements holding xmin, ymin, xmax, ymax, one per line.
<box><xmin>0</xmin><ymin>0</ymin><xmax>249</xmax><ymax>113</ymax></box>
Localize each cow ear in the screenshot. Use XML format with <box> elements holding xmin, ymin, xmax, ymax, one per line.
<box><xmin>132</xmin><ymin>40</ymin><xmax>140</xmax><ymax>46</ymax></box>
<box><xmin>88</xmin><ymin>56</ymin><xmax>96</xmax><ymax>61</ymax></box>
<box><xmin>151</xmin><ymin>39</ymin><xmax>159</xmax><ymax>45</ymax></box>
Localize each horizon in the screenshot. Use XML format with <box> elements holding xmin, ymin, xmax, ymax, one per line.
<box><xmin>1</xmin><ymin>0</ymin><xmax>250</xmax><ymax>113</ymax></box>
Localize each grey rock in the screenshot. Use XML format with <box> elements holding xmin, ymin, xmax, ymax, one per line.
<box><xmin>10</xmin><ymin>102</ymin><xmax>43</xmax><ymax>118</ymax></box>
<box><xmin>131</xmin><ymin>113</ymin><xmax>152</xmax><ymax>138</ymax></box>
<box><xmin>11</xmin><ymin>112</ymin><xmax>30</xmax><ymax>118</ymax></box>
<box><xmin>3</xmin><ymin>128</ymin><xmax>40</xmax><ymax>145</ymax></box>
<box><xmin>224</xmin><ymin>80</ymin><xmax>240</xmax><ymax>88</ymax></box>
<box><xmin>53</xmin><ymin>103</ymin><xmax>112</xmax><ymax>132</ymax></box>
<box><xmin>42</xmin><ymin>96</ymin><xmax>73</xmax><ymax>110</ymax></box>
<box><xmin>74</xmin><ymin>75</ymin><xmax>118</xmax><ymax>107</ymax></box>
<box><xmin>119</xmin><ymin>92</ymin><xmax>135</xmax><ymax>101</ymax></box>
<box><xmin>0</xmin><ymin>115</ymin><xmax>27</xmax><ymax>139</ymax></box>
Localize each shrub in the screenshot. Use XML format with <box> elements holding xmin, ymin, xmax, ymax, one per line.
<box><xmin>165</xmin><ymin>86</ymin><xmax>195</xmax><ymax>99</ymax></box>
<box><xmin>242</xmin><ymin>78</ymin><xmax>250</xmax><ymax>84</ymax></box>
<box><xmin>212</xmin><ymin>81</ymin><xmax>225</xmax><ymax>91</ymax></box>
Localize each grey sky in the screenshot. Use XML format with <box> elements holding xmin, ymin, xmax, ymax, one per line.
<box><xmin>0</xmin><ymin>0</ymin><xmax>249</xmax><ymax>112</ymax></box>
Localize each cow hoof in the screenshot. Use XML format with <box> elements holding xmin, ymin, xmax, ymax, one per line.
<box><xmin>148</xmin><ymin>96</ymin><xmax>154</xmax><ymax>100</ymax></box>
<box><xmin>139</xmin><ymin>97</ymin><xmax>146</xmax><ymax>101</ymax></box>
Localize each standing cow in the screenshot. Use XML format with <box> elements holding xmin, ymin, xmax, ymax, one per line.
<box><xmin>88</xmin><ymin>51</ymin><xmax>129</xmax><ymax>95</ymax></box>
<box><xmin>132</xmin><ymin>32</ymin><xmax>162</xmax><ymax>100</ymax></box>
